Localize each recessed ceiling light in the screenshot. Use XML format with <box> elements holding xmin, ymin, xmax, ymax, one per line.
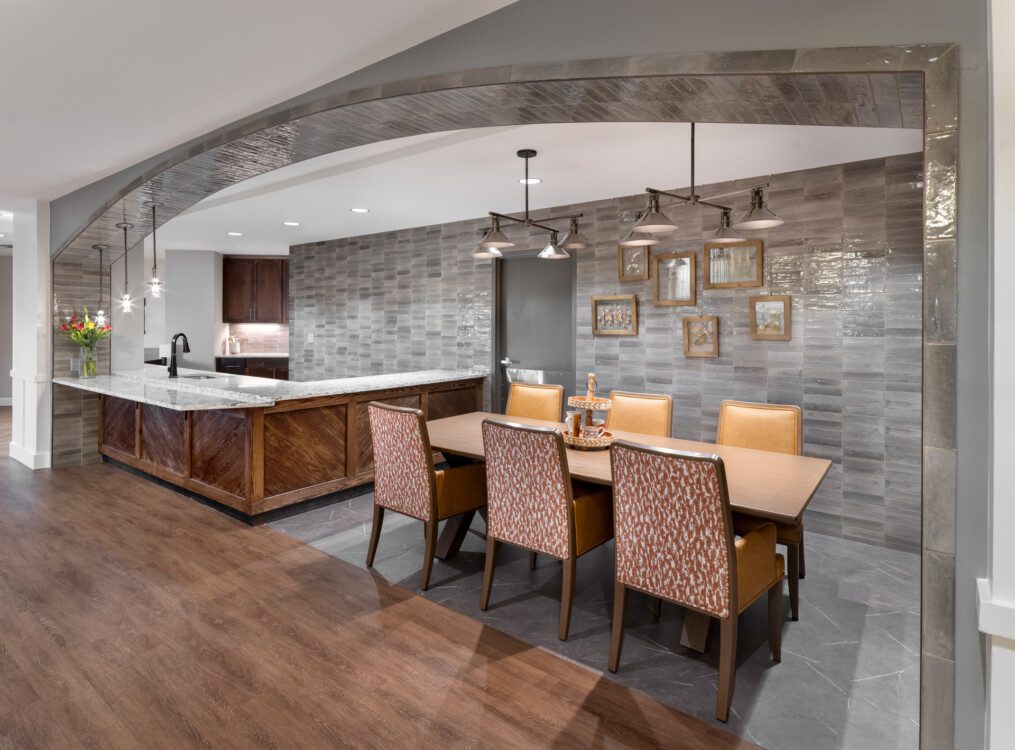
<box><xmin>0</xmin><ymin>234</ymin><xmax>5</xmax><ymax>238</ymax></box>
<box><xmin>518</xmin><ymin>177</ymin><xmax>541</xmax><ymax>185</ymax></box>
<box><xmin>227</xmin><ymin>231</ymin><xmax>244</xmax><ymax>236</ymax></box>
<box><xmin>350</xmin><ymin>207</ymin><xmax>370</xmax><ymax>214</ymax></box>
<box><xmin>282</xmin><ymin>221</ymin><xmax>300</xmax><ymax>227</ymax></box>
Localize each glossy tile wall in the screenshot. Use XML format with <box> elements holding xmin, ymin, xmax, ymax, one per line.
<box><xmin>290</xmin><ymin>153</ymin><xmax>923</xmax><ymax>552</ymax></box>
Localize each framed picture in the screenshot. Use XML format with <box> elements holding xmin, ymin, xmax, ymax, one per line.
<box><xmin>652</xmin><ymin>252</ymin><xmax>696</xmax><ymax>306</ymax></box>
<box><xmin>617</xmin><ymin>245</ymin><xmax>649</xmax><ymax>282</ymax></box>
<box><xmin>592</xmin><ymin>294</ymin><xmax>638</xmax><ymax>336</ymax></box>
<box><xmin>683</xmin><ymin>315</ymin><xmax>719</xmax><ymax>357</ymax></box>
<box><xmin>704</xmin><ymin>239</ymin><xmax>764</xmax><ymax>288</ymax></box>
<box><xmin>749</xmin><ymin>294</ymin><xmax>792</xmax><ymax>341</ymax></box>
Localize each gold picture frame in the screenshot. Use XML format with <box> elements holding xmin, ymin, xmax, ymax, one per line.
<box><xmin>683</xmin><ymin>315</ymin><xmax>719</xmax><ymax>357</ymax></box>
<box><xmin>704</xmin><ymin>239</ymin><xmax>764</xmax><ymax>288</ymax></box>
<box><xmin>749</xmin><ymin>294</ymin><xmax>792</xmax><ymax>341</ymax></box>
<box><xmin>617</xmin><ymin>245</ymin><xmax>650</xmax><ymax>282</ymax></box>
<box><xmin>652</xmin><ymin>251</ymin><xmax>696</xmax><ymax>306</ymax></box>
<box><xmin>592</xmin><ymin>294</ymin><xmax>638</xmax><ymax>336</ymax></box>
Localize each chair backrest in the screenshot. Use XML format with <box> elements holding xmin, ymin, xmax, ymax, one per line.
<box><xmin>716</xmin><ymin>400</ymin><xmax>802</xmax><ymax>456</ymax></box>
<box><xmin>610</xmin><ymin>440</ymin><xmax>736</xmax><ymax>618</ymax></box>
<box><xmin>606</xmin><ymin>390</ymin><xmax>673</xmax><ymax>437</ymax></box>
<box><xmin>367</xmin><ymin>402</ymin><xmax>437</xmax><ymax>521</ymax></box>
<box><xmin>481</xmin><ymin>418</ymin><xmax>574</xmax><ymax>559</ymax></box>
<box><xmin>505</xmin><ymin>382</ymin><xmax>564</xmax><ymax>422</ymax></box>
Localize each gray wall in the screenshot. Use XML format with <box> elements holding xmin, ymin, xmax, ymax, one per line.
<box><xmin>164</xmin><ymin>250</ymin><xmax>224</xmax><ymax>370</ymax></box>
<box><xmin>0</xmin><ymin>255</ymin><xmax>11</xmax><ymax>401</ymax></box>
<box><xmin>110</xmin><ymin>242</ymin><xmax>145</xmax><ymax>372</ymax></box>
<box><xmin>48</xmin><ymin>1</ymin><xmax>989</xmax><ymax>744</ymax></box>
<box><xmin>290</xmin><ymin>154</ymin><xmax>924</xmax><ymax>552</ymax></box>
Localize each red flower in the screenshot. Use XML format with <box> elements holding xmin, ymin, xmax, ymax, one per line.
<box><xmin>60</xmin><ymin>324</ymin><xmax>68</xmax><ymax>331</ymax></box>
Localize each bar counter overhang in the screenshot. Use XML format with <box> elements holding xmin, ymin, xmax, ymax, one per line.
<box><xmin>53</xmin><ymin>366</ymin><xmax>486</xmax><ymax>518</ymax></box>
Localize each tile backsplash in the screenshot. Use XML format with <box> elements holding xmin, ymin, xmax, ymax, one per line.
<box><xmin>227</xmin><ymin>323</ymin><xmax>290</xmax><ymax>355</ymax></box>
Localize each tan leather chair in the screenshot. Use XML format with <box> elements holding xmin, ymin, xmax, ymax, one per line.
<box><xmin>505</xmin><ymin>382</ymin><xmax>564</xmax><ymax>422</ymax></box>
<box><xmin>365</xmin><ymin>402</ymin><xmax>487</xmax><ymax>590</ymax></box>
<box><xmin>717</xmin><ymin>399</ymin><xmax>806</xmax><ymax>620</ymax></box>
<box><xmin>606</xmin><ymin>390</ymin><xmax>673</xmax><ymax>437</ymax></box>
<box><xmin>608</xmin><ymin>440</ymin><xmax>783</xmax><ymax>722</ymax></box>
<box><xmin>480</xmin><ymin>419</ymin><xmax>613</xmax><ymax>641</ymax></box>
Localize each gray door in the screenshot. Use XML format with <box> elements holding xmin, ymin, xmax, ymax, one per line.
<box><xmin>494</xmin><ymin>254</ymin><xmax>576</xmax><ymax>412</ymax></box>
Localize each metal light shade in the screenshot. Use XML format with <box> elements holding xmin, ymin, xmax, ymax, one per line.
<box><xmin>559</xmin><ymin>218</ymin><xmax>591</xmax><ymax>250</ymax></box>
<box><xmin>537</xmin><ymin>233</ymin><xmax>570</xmax><ymax>260</ymax></box>
<box><xmin>619</xmin><ymin>225</ymin><xmax>660</xmax><ymax>247</ymax></box>
<box><xmin>477</xmin><ymin>218</ymin><xmax>514</xmax><ymax>249</ymax></box>
<box><xmin>631</xmin><ymin>194</ymin><xmax>677</xmax><ymax>234</ymax></box>
<box><xmin>471</xmin><ymin>243</ymin><xmax>503</xmax><ymax>259</ymax></box>
<box><xmin>734</xmin><ymin>187</ymin><xmax>784</xmax><ymax>230</ymax></box>
<box><xmin>712</xmin><ymin>209</ymin><xmax>745</xmax><ymax>244</ymax></box>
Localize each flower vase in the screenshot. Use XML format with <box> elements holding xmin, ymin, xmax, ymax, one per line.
<box><xmin>80</xmin><ymin>347</ymin><xmax>97</xmax><ymax>378</ymax></box>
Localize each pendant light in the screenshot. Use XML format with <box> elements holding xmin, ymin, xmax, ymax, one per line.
<box><xmin>631</xmin><ymin>193</ymin><xmax>677</xmax><ymax>235</ymax></box>
<box><xmin>537</xmin><ymin>230</ymin><xmax>569</xmax><ymax>260</ymax></box>
<box><xmin>711</xmin><ymin>208</ymin><xmax>745</xmax><ymax>244</ymax></box>
<box><xmin>559</xmin><ymin>216</ymin><xmax>592</xmax><ymax>250</ymax></box>
<box><xmin>619</xmin><ymin>212</ymin><xmax>661</xmax><ymax>247</ymax></box>
<box><xmin>146</xmin><ymin>202</ymin><xmax>163</xmax><ymax>298</ymax></box>
<box><xmin>90</xmin><ymin>243</ymin><xmax>109</xmax><ymax>326</ymax></box>
<box><xmin>472</xmin><ymin>216</ymin><xmax>514</xmax><ymax>258</ymax></box>
<box><xmin>116</xmin><ymin>222</ymin><xmax>134</xmax><ymax>312</ymax></box>
<box><xmin>734</xmin><ymin>187</ymin><xmax>784</xmax><ymax>230</ymax></box>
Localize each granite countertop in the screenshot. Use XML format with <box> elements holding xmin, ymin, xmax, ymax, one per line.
<box><xmin>53</xmin><ymin>365</ymin><xmax>487</xmax><ymax>412</ymax></box>
<box><xmin>216</xmin><ymin>352</ymin><xmax>289</xmax><ymax>358</ymax></box>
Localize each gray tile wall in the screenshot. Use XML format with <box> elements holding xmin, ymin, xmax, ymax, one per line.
<box><xmin>290</xmin><ymin>153</ymin><xmax>923</xmax><ymax>552</ymax></box>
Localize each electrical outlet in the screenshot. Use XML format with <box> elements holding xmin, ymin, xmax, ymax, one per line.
<box><xmin>307</xmin><ymin>333</ymin><xmax>314</xmax><ymax>343</ymax></box>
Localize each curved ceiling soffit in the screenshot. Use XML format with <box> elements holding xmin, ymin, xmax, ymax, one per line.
<box><xmin>55</xmin><ymin>44</ymin><xmax>951</xmax><ymax>267</ymax></box>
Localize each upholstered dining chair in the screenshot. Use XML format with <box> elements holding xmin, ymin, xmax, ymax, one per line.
<box><xmin>716</xmin><ymin>399</ymin><xmax>805</xmax><ymax>620</ymax></box>
<box><xmin>479</xmin><ymin>418</ymin><xmax>613</xmax><ymax>640</ymax></box>
<box><xmin>505</xmin><ymin>382</ymin><xmax>565</xmax><ymax>422</ymax></box>
<box><xmin>365</xmin><ymin>402</ymin><xmax>487</xmax><ymax>590</ymax></box>
<box><xmin>606</xmin><ymin>390</ymin><xmax>673</xmax><ymax>437</ymax></box>
<box><xmin>607</xmin><ymin>440</ymin><xmax>784</xmax><ymax>722</ymax></box>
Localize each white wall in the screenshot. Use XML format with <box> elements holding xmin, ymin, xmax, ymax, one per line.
<box><xmin>0</xmin><ymin>254</ymin><xmax>12</xmax><ymax>403</ymax></box>
<box><xmin>109</xmin><ymin>239</ymin><xmax>145</xmax><ymax>371</ymax></box>
<box><xmin>164</xmin><ymin>249</ymin><xmax>224</xmax><ymax>370</ymax></box>
<box><xmin>142</xmin><ymin>236</ymin><xmax>166</xmax><ymax>352</ymax></box>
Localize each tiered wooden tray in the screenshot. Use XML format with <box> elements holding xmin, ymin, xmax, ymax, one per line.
<box><xmin>563</xmin><ymin>395</ymin><xmax>614</xmax><ymax>451</ymax></box>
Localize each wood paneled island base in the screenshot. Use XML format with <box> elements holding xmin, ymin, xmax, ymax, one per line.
<box><xmin>97</xmin><ymin>377</ymin><xmax>484</xmax><ymax>518</ymax></box>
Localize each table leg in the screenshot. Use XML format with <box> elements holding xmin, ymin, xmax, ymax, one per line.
<box><xmin>436</xmin><ymin>509</ymin><xmax>476</xmax><ymax>560</ymax></box>
<box><xmin>680</xmin><ymin>610</ymin><xmax>712</xmax><ymax>653</ymax></box>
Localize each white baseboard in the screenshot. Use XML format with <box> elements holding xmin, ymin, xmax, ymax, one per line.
<box><xmin>978</xmin><ymin>578</ymin><xmax>1015</xmax><ymax>641</ymax></box>
<box><xmin>7</xmin><ymin>443</ymin><xmax>51</xmax><ymax>470</ymax></box>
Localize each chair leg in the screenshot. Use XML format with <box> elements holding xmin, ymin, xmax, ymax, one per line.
<box><xmin>558</xmin><ymin>556</ymin><xmax>577</xmax><ymax>641</ymax></box>
<box><xmin>716</xmin><ymin>617</ymin><xmax>738</xmax><ymax>722</ymax></box>
<box><xmin>480</xmin><ymin>536</ymin><xmax>499</xmax><ymax>610</ymax></box>
<box><xmin>787</xmin><ymin>544</ymin><xmax>800</xmax><ymax>621</ymax></box>
<box><xmin>420</xmin><ymin>518</ymin><xmax>438</xmax><ymax>591</ymax></box>
<box><xmin>768</xmin><ymin>581</ymin><xmax>783</xmax><ymax>662</ymax></box>
<box><xmin>529</xmin><ymin>551</ymin><xmax>537</xmax><ymax>570</ymax></box>
<box><xmin>798</xmin><ymin>530</ymin><xmax>806</xmax><ymax>579</ymax></box>
<box><xmin>608</xmin><ymin>580</ymin><xmax>628</xmax><ymax>673</ymax></box>
<box><xmin>650</xmin><ymin>597</ymin><xmax>662</xmax><ymax>620</ymax></box>
<box><xmin>366</xmin><ymin>505</ymin><xmax>385</xmax><ymax>567</ymax></box>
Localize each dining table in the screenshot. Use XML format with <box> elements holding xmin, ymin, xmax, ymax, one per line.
<box><xmin>426</xmin><ymin>410</ymin><xmax>832</xmax><ymax>652</ymax></box>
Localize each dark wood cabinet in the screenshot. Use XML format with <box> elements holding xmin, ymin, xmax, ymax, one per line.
<box><xmin>216</xmin><ymin>357</ymin><xmax>289</xmax><ymax>380</ymax></box>
<box><xmin>223</xmin><ymin>257</ymin><xmax>289</xmax><ymax>324</ymax></box>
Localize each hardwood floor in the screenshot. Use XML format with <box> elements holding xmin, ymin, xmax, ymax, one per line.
<box><xmin>0</xmin><ymin>406</ymin><xmax>10</xmax><ymax>457</ymax></box>
<box><xmin>0</xmin><ymin>451</ymin><xmax>754</xmax><ymax>748</ymax></box>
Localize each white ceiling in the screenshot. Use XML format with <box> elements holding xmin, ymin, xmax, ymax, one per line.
<box><xmin>0</xmin><ymin>0</ymin><xmax>513</xmax><ymax>205</ymax></box>
<box><xmin>157</xmin><ymin>122</ymin><xmax>923</xmax><ymax>255</ymax></box>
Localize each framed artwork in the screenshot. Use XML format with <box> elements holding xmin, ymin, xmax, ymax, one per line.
<box><xmin>652</xmin><ymin>251</ymin><xmax>696</xmax><ymax>306</ymax></box>
<box><xmin>749</xmin><ymin>294</ymin><xmax>792</xmax><ymax>341</ymax></box>
<box><xmin>683</xmin><ymin>315</ymin><xmax>719</xmax><ymax>357</ymax></box>
<box><xmin>592</xmin><ymin>294</ymin><xmax>638</xmax><ymax>336</ymax></box>
<box><xmin>704</xmin><ymin>239</ymin><xmax>764</xmax><ymax>288</ymax></box>
<box><xmin>617</xmin><ymin>245</ymin><xmax>649</xmax><ymax>282</ymax></box>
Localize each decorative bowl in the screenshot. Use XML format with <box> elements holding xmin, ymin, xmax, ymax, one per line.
<box><xmin>562</xmin><ymin>430</ymin><xmax>615</xmax><ymax>451</ymax></box>
<box><xmin>567</xmin><ymin>396</ymin><xmax>612</xmax><ymax>412</ymax></box>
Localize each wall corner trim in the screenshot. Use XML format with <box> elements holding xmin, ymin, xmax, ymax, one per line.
<box><xmin>977</xmin><ymin>578</ymin><xmax>1015</xmax><ymax>641</ymax></box>
<box><xmin>8</xmin><ymin>443</ymin><xmax>52</xmax><ymax>470</ymax></box>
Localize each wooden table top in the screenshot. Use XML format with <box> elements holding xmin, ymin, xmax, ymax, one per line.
<box><xmin>427</xmin><ymin>411</ymin><xmax>832</xmax><ymax>525</ymax></box>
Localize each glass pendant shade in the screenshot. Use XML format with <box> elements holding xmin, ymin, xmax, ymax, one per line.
<box><xmin>712</xmin><ymin>209</ymin><xmax>746</xmax><ymax>244</ymax></box>
<box><xmin>149</xmin><ymin>273</ymin><xmax>162</xmax><ymax>298</ymax></box>
<box><xmin>537</xmin><ymin>232</ymin><xmax>570</xmax><ymax>260</ymax></box>
<box><xmin>559</xmin><ymin>218</ymin><xmax>591</xmax><ymax>250</ymax></box>
<box><xmin>734</xmin><ymin>187</ymin><xmax>784</xmax><ymax>230</ymax></box>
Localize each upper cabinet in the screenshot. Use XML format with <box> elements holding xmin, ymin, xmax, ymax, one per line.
<box><xmin>223</xmin><ymin>257</ymin><xmax>289</xmax><ymax>324</ymax></box>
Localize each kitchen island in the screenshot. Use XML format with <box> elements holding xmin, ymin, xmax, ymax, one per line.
<box><xmin>53</xmin><ymin>366</ymin><xmax>486</xmax><ymax>518</ymax></box>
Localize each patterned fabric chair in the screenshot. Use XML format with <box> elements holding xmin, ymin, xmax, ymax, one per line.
<box><xmin>605</xmin><ymin>390</ymin><xmax>673</xmax><ymax>438</ymax></box>
<box><xmin>717</xmin><ymin>399</ymin><xmax>806</xmax><ymax>620</ymax></box>
<box><xmin>607</xmin><ymin>439</ymin><xmax>784</xmax><ymax>722</ymax></box>
<box><xmin>366</xmin><ymin>402</ymin><xmax>487</xmax><ymax>590</ymax></box>
<box><xmin>505</xmin><ymin>382</ymin><xmax>565</xmax><ymax>422</ymax></box>
<box><xmin>479</xmin><ymin>418</ymin><xmax>613</xmax><ymax>640</ymax></box>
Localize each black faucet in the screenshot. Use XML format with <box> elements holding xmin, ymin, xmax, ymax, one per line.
<box><xmin>168</xmin><ymin>333</ymin><xmax>191</xmax><ymax>378</ymax></box>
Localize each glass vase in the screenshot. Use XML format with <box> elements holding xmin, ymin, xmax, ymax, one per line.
<box><xmin>80</xmin><ymin>346</ymin><xmax>97</xmax><ymax>378</ymax></box>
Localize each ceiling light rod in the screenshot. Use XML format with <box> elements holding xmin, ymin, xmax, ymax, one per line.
<box><xmin>487</xmin><ymin>209</ymin><xmax>583</xmax><ymax>235</ymax></box>
<box><xmin>645</xmin><ymin>187</ymin><xmax>730</xmax><ymax>213</ymax></box>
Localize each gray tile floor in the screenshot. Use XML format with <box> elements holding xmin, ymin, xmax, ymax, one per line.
<box><xmin>271</xmin><ymin>490</ymin><xmax>920</xmax><ymax>750</ymax></box>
